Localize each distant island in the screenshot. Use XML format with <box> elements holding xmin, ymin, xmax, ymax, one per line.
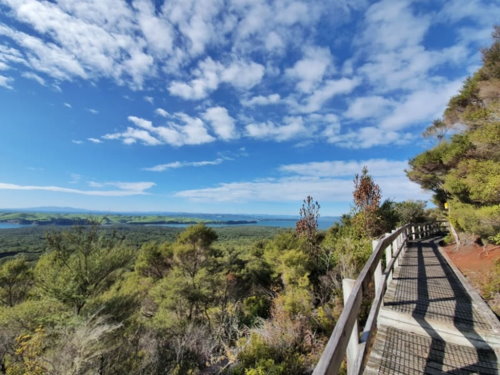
<box><xmin>0</xmin><ymin>211</ymin><xmax>258</xmax><ymax>226</ymax></box>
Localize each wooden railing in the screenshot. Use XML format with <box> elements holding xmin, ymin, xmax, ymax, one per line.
<box><xmin>313</xmin><ymin>222</ymin><xmax>444</xmax><ymax>375</ymax></box>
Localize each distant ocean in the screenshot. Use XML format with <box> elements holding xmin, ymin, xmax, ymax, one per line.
<box><xmin>0</xmin><ymin>223</ymin><xmax>32</xmax><ymax>229</ymax></box>
<box><xmin>150</xmin><ymin>216</ymin><xmax>339</xmax><ymax>230</ymax></box>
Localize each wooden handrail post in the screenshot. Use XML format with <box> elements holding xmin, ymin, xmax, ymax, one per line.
<box><xmin>372</xmin><ymin>239</ymin><xmax>383</xmax><ymax>294</ymax></box>
<box><xmin>391</xmin><ymin>230</ymin><xmax>399</xmax><ymax>270</ymax></box>
<box><xmin>342</xmin><ymin>278</ymin><xmax>359</xmax><ymax>375</ymax></box>
<box><xmin>385</xmin><ymin>232</ymin><xmax>393</xmax><ymax>273</ymax></box>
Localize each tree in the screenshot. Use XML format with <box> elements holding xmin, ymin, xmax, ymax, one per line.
<box><xmin>423</xmin><ymin>119</ymin><xmax>449</xmax><ymax>142</ymax></box>
<box><xmin>0</xmin><ymin>256</ymin><xmax>33</xmax><ymax>307</ymax></box>
<box><xmin>352</xmin><ymin>167</ymin><xmax>382</xmax><ymax>237</ymax></box>
<box><xmin>394</xmin><ymin>200</ymin><xmax>427</xmax><ymax>225</ymax></box>
<box><xmin>295</xmin><ymin>196</ymin><xmax>320</xmax><ymax>254</ymax></box>
<box><xmin>407</xmin><ymin>27</ymin><xmax>500</xmax><ymax>244</ymax></box>
<box><xmin>35</xmin><ymin>226</ymin><xmax>133</xmax><ymax>315</ymax></box>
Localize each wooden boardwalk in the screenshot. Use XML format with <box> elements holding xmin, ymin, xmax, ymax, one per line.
<box><xmin>364</xmin><ymin>238</ymin><xmax>499</xmax><ymax>375</ymax></box>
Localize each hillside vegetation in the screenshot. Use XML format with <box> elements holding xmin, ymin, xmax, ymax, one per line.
<box><xmin>0</xmin><ymin>212</ymin><xmax>257</xmax><ymax>226</ymax></box>
<box><xmin>407</xmin><ymin>27</ymin><xmax>500</xmax><ymax>245</ymax></box>
<box><xmin>0</xmin><ymin>169</ymin><xmax>428</xmax><ymax>374</ymax></box>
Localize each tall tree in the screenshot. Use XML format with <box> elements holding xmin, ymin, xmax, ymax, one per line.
<box><xmin>35</xmin><ymin>225</ymin><xmax>133</xmax><ymax>315</ymax></box>
<box><xmin>407</xmin><ymin>27</ymin><xmax>500</xmax><ymax>243</ymax></box>
<box><xmin>296</xmin><ymin>196</ymin><xmax>320</xmax><ymax>242</ymax></box>
<box><xmin>352</xmin><ymin>167</ymin><xmax>382</xmax><ymax>237</ymax></box>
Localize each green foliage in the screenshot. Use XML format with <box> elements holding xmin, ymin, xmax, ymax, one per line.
<box><xmin>444</xmin><ymin>159</ymin><xmax>500</xmax><ymax>204</ymax></box>
<box><xmin>407</xmin><ymin>29</ymin><xmax>500</xmax><ymax>242</ymax></box>
<box><xmin>0</xmin><ymin>257</ymin><xmax>33</xmax><ymax>306</ymax></box>
<box><xmin>35</xmin><ymin>226</ymin><xmax>134</xmax><ymax>314</ymax></box>
<box><xmin>448</xmin><ymin>202</ymin><xmax>500</xmax><ymax>242</ymax></box>
<box><xmin>0</xmin><ymin>203</ymin><xmax>383</xmax><ymax>374</ymax></box>
<box><xmin>135</xmin><ymin>241</ymin><xmax>173</xmax><ymax>279</ymax></box>
<box><xmin>394</xmin><ymin>201</ymin><xmax>427</xmax><ymax>225</ymax></box>
<box><xmin>479</xmin><ymin>26</ymin><xmax>500</xmax><ymax>80</ymax></box>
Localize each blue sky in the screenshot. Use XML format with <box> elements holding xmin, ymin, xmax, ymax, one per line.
<box><xmin>0</xmin><ymin>0</ymin><xmax>497</xmax><ymax>215</ymax></box>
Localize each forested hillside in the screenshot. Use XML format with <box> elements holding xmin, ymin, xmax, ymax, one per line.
<box><xmin>407</xmin><ymin>27</ymin><xmax>500</xmax><ymax>245</ymax></box>
<box><xmin>0</xmin><ymin>170</ymin><xmax>427</xmax><ymax>375</ymax></box>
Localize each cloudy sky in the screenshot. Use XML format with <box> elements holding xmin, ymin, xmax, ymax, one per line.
<box><xmin>0</xmin><ymin>0</ymin><xmax>497</xmax><ymax>215</ymax></box>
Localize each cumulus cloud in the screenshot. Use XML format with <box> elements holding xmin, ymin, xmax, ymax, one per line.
<box><xmin>345</xmin><ymin>96</ymin><xmax>394</xmax><ymax>120</ymax></box>
<box><xmin>102</xmin><ymin>114</ymin><xmax>215</xmax><ymax>146</ymax></box>
<box><xmin>0</xmin><ymin>181</ymin><xmax>155</xmax><ymax>196</ymax></box>
<box><xmin>155</xmin><ymin>108</ymin><xmax>169</xmax><ymax>117</ymax></box>
<box><xmin>202</xmin><ymin>106</ymin><xmax>238</xmax><ymax>140</ymax></box>
<box><xmin>245</xmin><ymin>116</ymin><xmax>307</xmax><ymax>142</ymax></box>
<box><xmin>168</xmin><ymin>57</ymin><xmax>222</xmax><ymax>100</ymax></box>
<box><xmin>168</xmin><ymin>57</ymin><xmax>265</xmax><ymax>100</ymax></box>
<box><xmin>286</xmin><ymin>46</ymin><xmax>333</xmax><ymax>93</ymax></box>
<box><xmin>298</xmin><ymin>78</ymin><xmax>360</xmax><ymax>113</ymax></box>
<box><xmin>380</xmin><ymin>80</ymin><xmax>464</xmax><ymax>131</ymax></box>
<box><xmin>241</xmin><ymin>93</ymin><xmax>281</xmax><ymax>107</ymax></box>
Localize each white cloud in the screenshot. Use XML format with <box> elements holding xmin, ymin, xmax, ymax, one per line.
<box><xmin>381</xmin><ymin>80</ymin><xmax>463</xmax><ymax>131</ymax></box>
<box><xmin>327</xmin><ymin>126</ymin><xmax>414</xmax><ymax>149</ymax></box>
<box><xmin>168</xmin><ymin>57</ymin><xmax>264</xmax><ymax>100</ymax></box>
<box><xmin>0</xmin><ymin>74</ymin><xmax>13</xmax><ymax>89</ymax></box>
<box><xmin>245</xmin><ymin>116</ymin><xmax>307</xmax><ymax>142</ymax></box>
<box><xmin>168</xmin><ymin>57</ymin><xmax>222</xmax><ymax>100</ymax></box>
<box><xmin>72</xmin><ymin>139</ymin><xmax>83</xmax><ymax>144</ymax></box>
<box><xmin>155</xmin><ymin>108</ymin><xmax>169</xmax><ymax>117</ymax></box>
<box><xmin>22</xmin><ymin>72</ymin><xmax>46</xmax><ymax>86</ymax></box>
<box><xmin>134</xmin><ymin>0</ymin><xmax>174</xmax><ymax>56</ymax></box>
<box><xmin>0</xmin><ymin>181</ymin><xmax>154</xmax><ymax>196</ymax></box>
<box><xmin>362</xmin><ymin>0</ymin><xmax>430</xmax><ymax>52</ymax></box>
<box><xmin>144</xmin><ymin>96</ymin><xmax>154</xmax><ymax>104</ymax></box>
<box><xmin>87</xmin><ymin>108</ymin><xmax>99</xmax><ymax>114</ymax></box>
<box><xmin>286</xmin><ymin>46</ymin><xmax>333</xmax><ymax>93</ymax></box>
<box><xmin>220</xmin><ymin>60</ymin><xmax>265</xmax><ymax>89</ymax></box>
<box><xmin>345</xmin><ymin>96</ymin><xmax>394</xmax><ymax>120</ymax></box>
<box><xmin>298</xmin><ymin>78</ymin><xmax>360</xmax><ymax>113</ymax></box>
<box><xmin>103</xmin><ymin>114</ymin><xmax>215</xmax><ymax>146</ymax></box>
<box><xmin>241</xmin><ymin>93</ymin><xmax>281</xmax><ymax>107</ymax></box>
<box><xmin>144</xmin><ymin>158</ymin><xmax>225</xmax><ymax>172</ymax></box>
<box><xmin>87</xmin><ymin>137</ymin><xmax>102</xmax><ymax>143</ymax></box>
<box><xmin>280</xmin><ymin>159</ymin><xmax>409</xmax><ymax>177</ymax></box>
<box><xmin>87</xmin><ymin>181</ymin><xmax>154</xmax><ymax>192</ymax></box>
<box><xmin>63</xmin><ymin>102</ymin><xmax>72</xmax><ymax>108</ymax></box>
<box><xmin>202</xmin><ymin>106</ymin><xmax>238</xmax><ymax>140</ymax></box>
<box><xmin>103</xmin><ymin>127</ymin><xmax>162</xmax><ymax>146</ymax></box>
<box><xmin>175</xmin><ymin>175</ymin><xmax>429</xmax><ymax>203</ymax></box>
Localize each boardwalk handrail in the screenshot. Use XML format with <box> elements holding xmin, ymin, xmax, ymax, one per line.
<box><xmin>313</xmin><ymin>221</ymin><xmax>444</xmax><ymax>375</ymax></box>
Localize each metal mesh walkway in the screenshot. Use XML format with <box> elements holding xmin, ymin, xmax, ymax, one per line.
<box><xmin>364</xmin><ymin>239</ymin><xmax>499</xmax><ymax>374</ymax></box>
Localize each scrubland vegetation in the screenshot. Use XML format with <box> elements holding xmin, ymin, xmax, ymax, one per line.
<box><xmin>0</xmin><ymin>168</ymin><xmax>428</xmax><ymax>375</ymax></box>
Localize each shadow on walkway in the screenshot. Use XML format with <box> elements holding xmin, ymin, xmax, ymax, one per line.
<box><xmin>411</xmin><ymin>240</ymin><xmax>497</xmax><ymax>374</ymax></box>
